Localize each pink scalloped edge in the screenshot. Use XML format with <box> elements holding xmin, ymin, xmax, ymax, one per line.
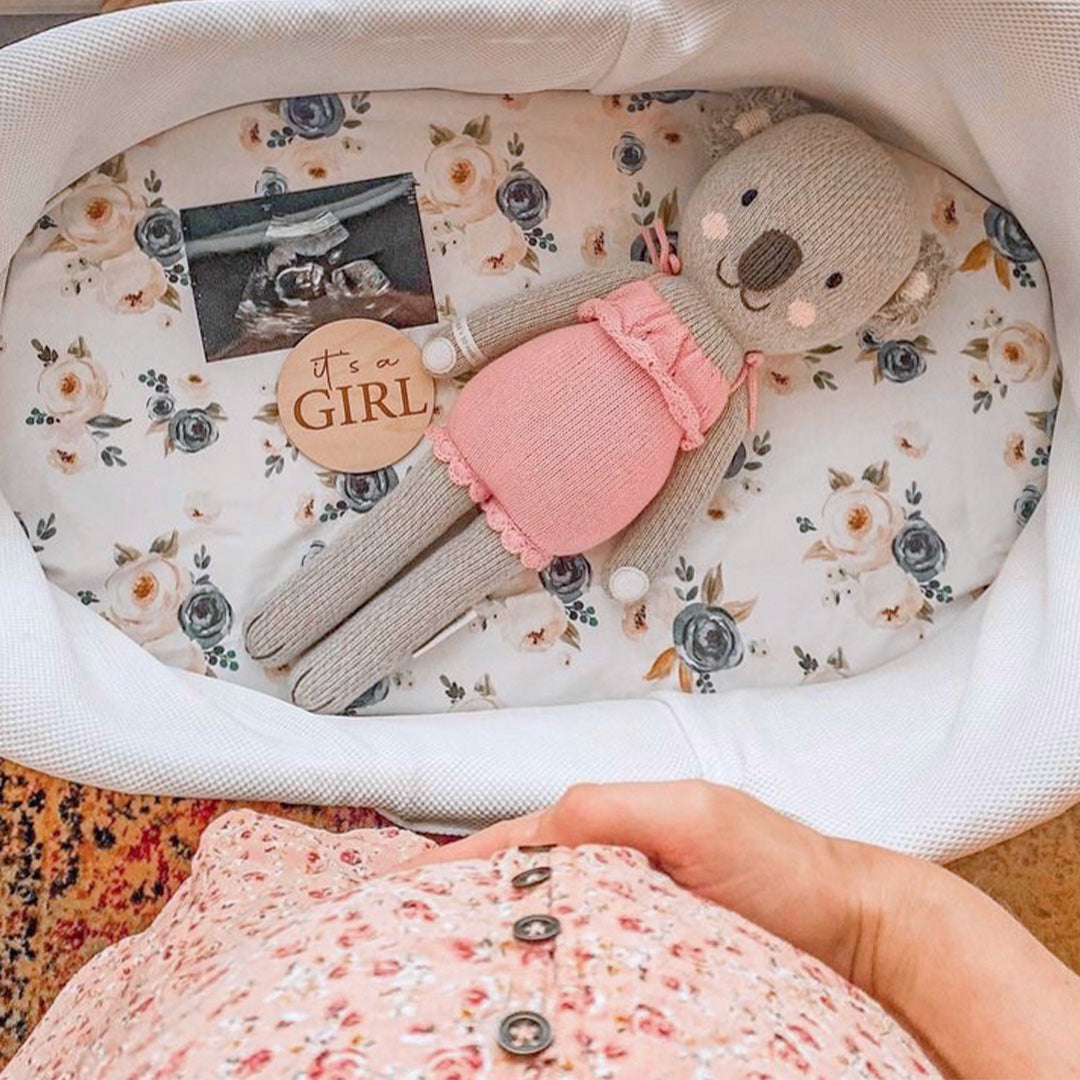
<box><xmin>479</xmin><ymin>501</ymin><xmax>550</xmax><ymax>570</ymax></box>
<box><xmin>426</xmin><ymin>427</ymin><xmax>550</xmax><ymax>570</ymax></box>
<box><xmin>427</xmin><ymin>426</ymin><xmax>490</xmax><ymax>503</ymax></box>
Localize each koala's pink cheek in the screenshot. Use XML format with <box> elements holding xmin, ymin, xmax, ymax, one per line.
<box><xmin>700</xmin><ymin>211</ymin><xmax>729</xmax><ymax>241</ymax></box>
<box><xmin>787</xmin><ymin>299</ymin><xmax>817</xmax><ymax>329</ymax></box>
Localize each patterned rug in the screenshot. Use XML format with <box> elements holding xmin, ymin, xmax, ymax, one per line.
<box><xmin>0</xmin><ymin>758</ymin><xmax>397</xmax><ymax>1068</ymax></box>
<box><xmin>2</xmin><ymin>755</ymin><xmax>1079</xmax><ymax>1071</ymax></box>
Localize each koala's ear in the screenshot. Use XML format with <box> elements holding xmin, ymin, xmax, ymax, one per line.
<box><xmin>863</xmin><ymin>232</ymin><xmax>953</xmax><ymax>335</ymax></box>
<box><xmin>707</xmin><ymin>86</ymin><xmax>815</xmax><ymax>158</ymax></box>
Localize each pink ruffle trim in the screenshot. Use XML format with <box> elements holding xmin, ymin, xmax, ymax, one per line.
<box><xmin>578</xmin><ymin>295</ymin><xmax>707</xmax><ymax>452</ymax></box>
<box><xmin>426</xmin><ymin>427</ymin><xmax>551</xmax><ymax>571</ymax></box>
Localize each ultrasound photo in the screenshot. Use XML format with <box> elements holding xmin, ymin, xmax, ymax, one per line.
<box><xmin>181</xmin><ymin>173</ymin><xmax>437</xmax><ymax>361</ymax></box>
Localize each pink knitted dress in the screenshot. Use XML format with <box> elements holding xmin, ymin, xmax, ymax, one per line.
<box><xmin>428</xmin><ymin>278</ymin><xmax>748</xmax><ymax>569</ymax></box>
<box><xmin>5</xmin><ymin>811</ymin><xmax>940</xmax><ymax>1079</ymax></box>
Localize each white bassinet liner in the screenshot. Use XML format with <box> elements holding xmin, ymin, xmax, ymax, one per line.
<box><xmin>1</xmin><ymin>0</ymin><xmax>1079</xmax><ymax>860</ymax></box>
<box><xmin>4</xmin><ymin>90</ymin><xmax>1053</xmax><ymax>715</ymax></box>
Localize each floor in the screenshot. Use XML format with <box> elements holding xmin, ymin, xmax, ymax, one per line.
<box><xmin>0</xmin><ymin>758</ymin><xmax>393</xmax><ymax>1066</ymax></box>
<box><xmin>0</xmin><ymin>14</ymin><xmax>85</xmax><ymax>47</ymax></box>
<box><xmin>0</xmin><ymin>755</ymin><xmax>1078</xmax><ymax>1069</ymax></box>
<box><xmin>950</xmin><ymin>800</ymin><xmax>1080</xmax><ymax>972</ymax></box>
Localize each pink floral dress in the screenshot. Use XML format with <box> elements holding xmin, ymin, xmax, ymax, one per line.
<box><xmin>3</xmin><ymin>810</ymin><xmax>939</xmax><ymax>1080</ymax></box>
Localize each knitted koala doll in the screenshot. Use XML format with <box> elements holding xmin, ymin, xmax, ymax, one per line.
<box><xmin>245</xmin><ymin>87</ymin><xmax>943</xmax><ymax>713</ymax></box>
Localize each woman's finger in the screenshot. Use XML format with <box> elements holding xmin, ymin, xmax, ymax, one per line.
<box><xmin>394</xmin><ymin>810</ymin><xmax>547</xmax><ymax>870</ymax></box>
<box><xmin>395</xmin><ymin>781</ymin><xmax>717</xmax><ymax>873</ymax></box>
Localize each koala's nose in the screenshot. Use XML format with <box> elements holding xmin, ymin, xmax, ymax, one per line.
<box><xmin>737</xmin><ymin>229</ymin><xmax>803</xmax><ymax>292</ymax></box>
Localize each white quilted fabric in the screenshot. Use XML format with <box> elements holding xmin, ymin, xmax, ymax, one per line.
<box><xmin>1</xmin><ymin>0</ymin><xmax>1079</xmax><ymax>860</ymax></box>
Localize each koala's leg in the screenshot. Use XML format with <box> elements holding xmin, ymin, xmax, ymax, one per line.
<box><xmin>288</xmin><ymin>514</ymin><xmax>521</xmax><ymax>714</ymax></box>
<box><xmin>607</xmin><ymin>384</ymin><xmax>750</xmax><ymax>602</ymax></box>
<box><xmin>243</xmin><ymin>453</ymin><xmax>474</xmax><ymax>668</ymax></box>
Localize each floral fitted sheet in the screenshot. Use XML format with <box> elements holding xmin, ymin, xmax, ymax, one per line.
<box><xmin>0</xmin><ymin>90</ymin><xmax>1059</xmax><ymax>715</ymax></box>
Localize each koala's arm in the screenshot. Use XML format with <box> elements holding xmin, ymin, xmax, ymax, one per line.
<box><xmin>606</xmin><ymin>383</ymin><xmax>750</xmax><ymax>604</ymax></box>
<box><xmin>421</xmin><ymin>262</ymin><xmax>656</xmax><ymax>378</ymax></box>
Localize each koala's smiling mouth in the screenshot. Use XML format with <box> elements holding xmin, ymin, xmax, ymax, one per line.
<box><xmin>716</xmin><ymin>229</ymin><xmax>804</xmax><ymax>313</ymax></box>
<box><xmin>716</xmin><ymin>257</ymin><xmax>772</xmax><ymax>312</ymax></box>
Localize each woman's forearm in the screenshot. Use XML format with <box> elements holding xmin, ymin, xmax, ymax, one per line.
<box><xmin>855</xmin><ymin>848</ymin><xmax>1080</xmax><ymax>1078</ymax></box>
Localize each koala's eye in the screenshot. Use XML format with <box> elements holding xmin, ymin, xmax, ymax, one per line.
<box><xmin>825</xmin><ymin>271</ymin><xmax>844</xmax><ymax>289</ymax></box>
<box><xmin>740</xmin><ymin>188</ymin><xmax>758</xmax><ymax>207</ymax></box>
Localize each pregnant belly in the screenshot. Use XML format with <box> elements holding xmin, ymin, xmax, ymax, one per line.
<box><xmin>448</xmin><ymin>322</ymin><xmax>683</xmax><ymax>554</ymax></box>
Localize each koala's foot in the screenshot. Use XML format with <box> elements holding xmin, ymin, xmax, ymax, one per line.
<box><xmin>243</xmin><ymin>453</ymin><xmax>473</xmax><ymax>669</ymax></box>
<box><xmin>289</xmin><ymin>514</ymin><xmax>521</xmax><ymax>714</ymax></box>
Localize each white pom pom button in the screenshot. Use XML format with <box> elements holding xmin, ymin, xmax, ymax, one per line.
<box><xmin>609</xmin><ymin>567</ymin><xmax>650</xmax><ymax>603</ymax></box>
<box><xmin>422</xmin><ymin>336</ymin><xmax>456</xmax><ymax>374</ymax></box>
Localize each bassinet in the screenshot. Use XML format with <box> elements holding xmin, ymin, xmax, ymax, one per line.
<box><xmin>1</xmin><ymin>0</ymin><xmax>1078</xmax><ymax>860</ymax></box>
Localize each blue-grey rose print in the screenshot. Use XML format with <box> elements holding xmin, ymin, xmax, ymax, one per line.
<box><xmin>339</xmin><ymin>468</ymin><xmax>397</xmax><ymax>512</ymax></box>
<box><xmin>280</xmin><ymin>95</ymin><xmax>346</xmax><ymax>139</ymax></box>
<box><xmin>877</xmin><ymin>341</ymin><xmax>924</xmax><ymax>383</ymax></box>
<box><xmin>650</xmin><ymin>90</ymin><xmax>694</xmax><ymax>103</ymax></box>
<box><xmin>169</xmin><ymin>409</ymin><xmax>219</xmax><ymax>454</ymax></box>
<box><xmin>858</xmin><ymin>330</ymin><xmax>936</xmax><ymax>385</ymax></box>
<box><xmin>725</xmin><ymin>441</ymin><xmax>748</xmax><ymax>479</ymax></box>
<box><xmin>142</xmin><ymin>368</ymin><xmax>174</xmax><ymax>418</ymax></box>
<box><xmin>255</xmin><ymin>167</ymin><xmax>289</xmax><ymax>197</ymax></box>
<box><xmin>140</xmin><ymin>369</ymin><xmax>228</xmax><ymax>455</ymax></box>
<box><xmin>540</xmin><ymin>554</ymin><xmax>598</xmax><ymax>631</ymax></box>
<box><xmin>135</xmin><ymin>169</ymin><xmax>190</xmax><ymax>291</ymax></box>
<box><xmin>540</xmin><ymin>555</ymin><xmax>591</xmax><ymax>603</ymax></box>
<box><xmin>620</xmin><ymin>90</ymin><xmax>696</xmax><ymax>112</ymax></box>
<box><xmin>613</xmin><ymin>132</ymin><xmax>647</xmax><ymax>175</ymax></box>
<box><xmin>891</xmin><ymin>517</ymin><xmax>948</xmax><ymax>583</ymax></box>
<box><xmin>673</xmin><ymin>603</ymin><xmax>744</xmax><ymax>674</ymax></box>
<box><xmin>646</xmin><ymin>558</ymin><xmax>756</xmax><ymax>694</ymax></box>
<box><xmin>1015</xmin><ymin>484</ymin><xmax>1042</xmax><ymax>527</ymax></box>
<box><xmin>496</xmin><ymin>168</ymin><xmax>550</xmax><ymax>229</ymax></box>
<box><xmin>984</xmin><ymin>205</ymin><xmax>1039</xmax><ymax>265</ymax></box>
<box><xmin>146</xmin><ymin>392</ymin><xmax>174</xmax><ymax>421</ymax></box>
<box><xmin>183</xmin><ymin>544</ymin><xmax>239</xmax><ymax>670</ymax></box>
<box><xmin>961</xmin><ymin>203</ymin><xmax>1041</xmax><ymax>290</ymax></box>
<box><xmin>135</xmin><ymin>205</ymin><xmax>185</xmax><ymax>265</ymax></box>
<box><xmin>301</xmin><ymin>539</ymin><xmax>326</xmax><ymax>567</ymax></box>
<box><xmin>343</xmin><ymin>677</ymin><xmax>390</xmax><ymax>714</ymax></box>
<box><xmin>179</xmin><ymin>581</ymin><xmax>234</xmax><ymax>648</ymax></box>
<box><xmin>318</xmin><ymin>467</ymin><xmax>399</xmax><ymax>520</ymax></box>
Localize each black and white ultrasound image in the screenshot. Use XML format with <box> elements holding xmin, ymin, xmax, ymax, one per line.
<box><xmin>181</xmin><ymin>173</ymin><xmax>437</xmax><ymax>361</ymax></box>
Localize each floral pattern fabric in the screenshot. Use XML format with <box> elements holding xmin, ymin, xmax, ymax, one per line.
<box><xmin>4</xmin><ymin>810</ymin><xmax>939</xmax><ymax>1079</ymax></box>
<box><xmin>0</xmin><ymin>89</ymin><xmax>1059</xmax><ymax>713</ymax></box>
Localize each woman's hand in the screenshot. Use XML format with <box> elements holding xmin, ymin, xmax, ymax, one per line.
<box><xmin>401</xmin><ymin>780</ymin><xmax>1080</xmax><ymax>1079</ymax></box>
<box><xmin>400</xmin><ymin>780</ymin><xmax>909</xmax><ymax>991</ymax></box>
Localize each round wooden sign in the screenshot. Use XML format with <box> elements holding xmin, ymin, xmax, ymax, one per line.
<box><xmin>277</xmin><ymin>319</ymin><xmax>434</xmax><ymax>472</ymax></box>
